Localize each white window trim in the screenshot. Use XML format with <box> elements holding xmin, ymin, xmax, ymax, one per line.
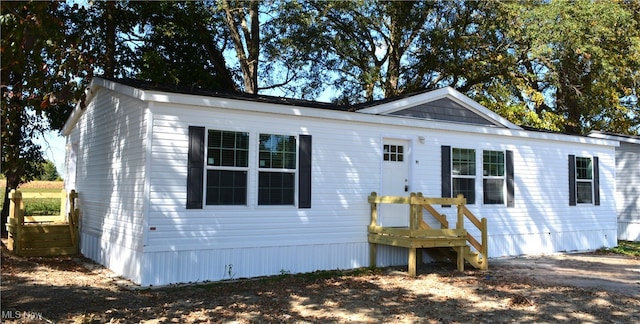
<box><xmin>451</xmin><ymin>147</ymin><xmax>476</xmax><ymax>204</ymax></box>
<box><xmin>575</xmin><ymin>156</ymin><xmax>594</xmax><ymax>204</ymax></box>
<box><xmin>482</xmin><ymin>150</ymin><xmax>506</xmax><ymax>206</ymax></box>
<box><xmin>204</xmin><ymin>129</ymin><xmax>251</xmax><ymax>207</ymax></box>
<box><xmin>256</xmin><ymin>132</ymin><xmax>299</xmax><ymax>207</ymax></box>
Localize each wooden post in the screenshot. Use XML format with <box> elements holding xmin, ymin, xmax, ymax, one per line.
<box><xmin>68</xmin><ymin>190</ymin><xmax>79</xmax><ymax>253</ymax></box>
<box><xmin>409</xmin><ymin>192</ymin><xmax>417</xmax><ymax>230</ymax></box>
<box><xmin>415</xmin><ymin>192</ymin><xmax>424</xmax><ymax>229</ymax></box>
<box><xmin>59</xmin><ymin>189</ymin><xmax>67</xmax><ymax>220</ymax></box>
<box><xmin>481</xmin><ymin>217</ymin><xmax>488</xmax><ymax>270</ymax></box>
<box><xmin>456</xmin><ymin>246</ymin><xmax>465</xmax><ymax>272</ymax></box>
<box><xmin>369</xmin><ymin>242</ymin><xmax>377</xmax><ymax>268</ymax></box>
<box><xmin>415</xmin><ymin>193</ymin><xmax>424</xmax><ymax>265</ymax></box>
<box><xmin>408</xmin><ymin>247</ymin><xmax>417</xmax><ymax>277</ymax></box>
<box><xmin>456</xmin><ymin>194</ymin><xmax>465</xmax><ymax>230</ymax></box>
<box><xmin>369</xmin><ymin>192</ymin><xmax>377</xmax><ymax>268</ymax></box>
<box><xmin>369</xmin><ymin>192</ymin><xmax>378</xmax><ymax>227</ymax></box>
<box><xmin>8</xmin><ymin>190</ymin><xmax>24</xmax><ymax>254</ymax></box>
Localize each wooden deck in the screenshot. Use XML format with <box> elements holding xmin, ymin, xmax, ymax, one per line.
<box><xmin>368</xmin><ymin>192</ymin><xmax>488</xmax><ymax>276</ymax></box>
<box><xmin>5</xmin><ymin>189</ymin><xmax>79</xmax><ymax>257</ymax></box>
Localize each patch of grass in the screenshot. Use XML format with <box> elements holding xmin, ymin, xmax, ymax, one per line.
<box><xmin>597</xmin><ymin>240</ymin><xmax>640</xmax><ymax>257</ymax></box>
<box><xmin>1</xmin><ymin>180</ymin><xmax>65</xmax><ymax>216</ymax></box>
<box><xmin>24</xmin><ymin>198</ymin><xmax>61</xmax><ymax>215</ymax></box>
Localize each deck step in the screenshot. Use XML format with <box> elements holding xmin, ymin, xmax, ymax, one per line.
<box><xmin>462</xmin><ymin>246</ymin><xmax>486</xmax><ymax>270</ymax></box>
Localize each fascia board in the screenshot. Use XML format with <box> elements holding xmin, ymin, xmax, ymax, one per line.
<box><xmin>356</xmin><ymin>87</ymin><xmax>523</xmax><ymax>130</ymax></box>
<box><xmin>587</xmin><ymin>131</ymin><xmax>640</xmax><ymax>145</ymax></box>
<box><xmin>62</xmin><ymin>79</ymin><xmax>102</xmax><ymax>135</ymax></box>
<box><xmin>62</xmin><ymin>78</ymin><xmax>155</xmax><ymax>135</ymax></box>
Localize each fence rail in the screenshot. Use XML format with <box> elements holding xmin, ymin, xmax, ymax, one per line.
<box><xmin>5</xmin><ymin>189</ymin><xmax>79</xmax><ymax>257</ymax></box>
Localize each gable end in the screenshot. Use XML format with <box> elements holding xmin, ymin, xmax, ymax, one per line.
<box><xmin>390</xmin><ymin>98</ymin><xmax>499</xmax><ymax>126</ymax></box>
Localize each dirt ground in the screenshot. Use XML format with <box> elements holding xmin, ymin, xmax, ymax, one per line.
<box><xmin>1</xmin><ymin>244</ymin><xmax>639</xmax><ymax>324</ymax></box>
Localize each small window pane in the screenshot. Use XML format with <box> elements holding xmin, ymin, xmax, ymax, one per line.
<box><xmin>576</xmin><ymin>157</ymin><xmax>592</xmax><ymax>180</ymax></box>
<box><xmin>576</xmin><ymin>181</ymin><xmax>593</xmax><ymax>203</ymax></box>
<box><xmin>383</xmin><ymin>144</ymin><xmax>404</xmax><ymax>162</ymax></box>
<box><xmin>236</xmin><ymin>150</ymin><xmax>248</xmax><ymax>167</ymax></box>
<box><xmin>453</xmin><ymin>148</ymin><xmax>475</xmax><ymax>175</ymax></box>
<box><xmin>483</xmin><ymin>179</ymin><xmax>504</xmax><ymax>204</ymax></box>
<box><xmin>258</xmin><ymin>172</ymin><xmax>295</xmax><ymax>205</ymax></box>
<box><xmin>453</xmin><ymin>178</ymin><xmax>475</xmax><ymax>204</ymax></box>
<box><xmin>483</xmin><ymin>151</ymin><xmax>504</xmax><ymax>177</ymax></box>
<box><xmin>206</xmin><ymin>170</ymin><xmax>247</xmax><ymax>205</ymax></box>
<box><xmin>221</xmin><ymin>149</ymin><xmax>235</xmax><ymax>167</ymax></box>
<box><xmin>207</xmin><ymin>130</ymin><xmax>248</xmax><ymax>167</ymax></box>
<box><xmin>259</xmin><ymin>134</ymin><xmax>296</xmax><ymax>170</ymax></box>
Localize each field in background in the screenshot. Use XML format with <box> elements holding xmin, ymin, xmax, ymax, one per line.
<box><xmin>1</xmin><ymin>180</ymin><xmax>65</xmax><ymax>215</ymax></box>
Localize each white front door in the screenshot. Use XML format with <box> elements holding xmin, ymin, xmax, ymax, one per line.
<box><xmin>380</xmin><ymin>138</ymin><xmax>411</xmax><ymax>227</ymax></box>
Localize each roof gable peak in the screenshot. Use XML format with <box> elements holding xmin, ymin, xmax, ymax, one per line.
<box><xmin>356</xmin><ymin>87</ymin><xmax>522</xmax><ymax>130</ymax></box>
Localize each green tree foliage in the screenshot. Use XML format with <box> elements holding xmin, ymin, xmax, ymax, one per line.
<box><xmin>128</xmin><ymin>1</ymin><xmax>236</xmax><ymax>90</ymax></box>
<box><xmin>275</xmin><ymin>0</ymin><xmax>638</xmax><ymax>134</ymax></box>
<box><xmin>129</xmin><ymin>0</ymin><xmax>317</xmax><ymax>96</ymax></box>
<box><xmin>0</xmin><ymin>1</ymin><xmax>85</xmax><ymax>229</ymax></box>
<box><xmin>475</xmin><ymin>0</ymin><xmax>640</xmax><ymax>134</ymax></box>
<box><xmin>40</xmin><ymin>160</ymin><xmax>60</xmax><ymax>181</ymax></box>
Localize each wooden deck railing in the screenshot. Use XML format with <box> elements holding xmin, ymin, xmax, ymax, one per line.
<box><xmin>368</xmin><ymin>192</ymin><xmax>488</xmax><ymax>271</ymax></box>
<box><xmin>5</xmin><ymin>189</ymin><xmax>79</xmax><ymax>256</ymax></box>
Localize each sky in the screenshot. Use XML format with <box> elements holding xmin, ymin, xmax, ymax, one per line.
<box><xmin>34</xmin><ymin>131</ymin><xmax>67</xmax><ymax>179</ymax></box>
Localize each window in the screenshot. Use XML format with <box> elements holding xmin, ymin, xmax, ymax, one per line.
<box><xmin>452</xmin><ymin>148</ymin><xmax>476</xmax><ymax>204</ymax></box>
<box><xmin>383</xmin><ymin>144</ymin><xmax>404</xmax><ymax>162</ymax></box>
<box><xmin>575</xmin><ymin>156</ymin><xmax>593</xmax><ymax>204</ymax></box>
<box><xmin>258</xmin><ymin>134</ymin><xmax>297</xmax><ymax>205</ymax></box>
<box><xmin>483</xmin><ymin>150</ymin><xmax>505</xmax><ymax>204</ymax></box>
<box><xmin>205</xmin><ymin>130</ymin><xmax>249</xmax><ymax>205</ymax></box>
<box><xmin>188</xmin><ymin>128</ymin><xmax>312</xmax><ymax>209</ymax></box>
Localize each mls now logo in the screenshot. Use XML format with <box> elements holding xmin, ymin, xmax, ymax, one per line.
<box><xmin>1</xmin><ymin>310</ymin><xmax>44</xmax><ymax>320</ymax></box>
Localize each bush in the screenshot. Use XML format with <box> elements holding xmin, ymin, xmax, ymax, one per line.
<box><xmin>24</xmin><ymin>198</ymin><xmax>61</xmax><ymax>216</ymax></box>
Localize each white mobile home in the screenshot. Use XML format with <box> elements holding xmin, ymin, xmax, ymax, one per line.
<box><xmin>589</xmin><ymin>131</ymin><xmax>640</xmax><ymax>241</ymax></box>
<box><xmin>63</xmin><ymin>78</ymin><xmax>618</xmax><ymax>286</ymax></box>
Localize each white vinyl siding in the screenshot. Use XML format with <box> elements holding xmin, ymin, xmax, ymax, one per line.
<box><xmin>615</xmin><ymin>141</ymin><xmax>640</xmax><ymax>240</ymax></box>
<box><xmin>73</xmin><ymin>88</ymin><xmax>149</xmax><ymax>283</ymax></box>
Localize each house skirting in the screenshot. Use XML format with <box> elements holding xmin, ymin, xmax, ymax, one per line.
<box><xmin>80</xmin><ymin>231</ymin><xmax>143</xmax><ymax>285</ymax></box>
<box><xmin>618</xmin><ymin>221</ymin><xmax>640</xmax><ymax>241</ymax></box>
<box><xmin>79</xmin><ymin>228</ymin><xmax>617</xmax><ymax>286</ymax></box>
<box><xmin>490</xmin><ymin>229</ymin><xmax>617</xmax><ymax>257</ymax></box>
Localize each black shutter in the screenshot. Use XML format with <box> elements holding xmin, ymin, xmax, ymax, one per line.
<box><xmin>186</xmin><ymin>126</ymin><xmax>205</xmax><ymax>209</ymax></box>
<box><xmin>506</xmin><ymin>150</ymin><xmax>515</xmax><ymax>208</ymax></box>
<box><xmin>441</xmin><ymin>146</ymin><xmax>451</xmax><ymax>207</ymax></box>
<box><xmin>593</xmin><ymin>156</ymin><xmax>600</xmax><ymax>206</ymax></box>
<box><xmin>298</xmin><ymin>135</ymin><xmax>312</xmax><ymax>208</ymax></box>
<box><xmin>568</xmin><ymin>154</ymin><xmax>576</xmax><ymax>206</ymax></box>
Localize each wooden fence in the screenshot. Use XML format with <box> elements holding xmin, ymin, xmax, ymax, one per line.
<box><xmin>5</xmin><ymin>189</ymin><xmax>79</xmax><ymax>257</ymax></box>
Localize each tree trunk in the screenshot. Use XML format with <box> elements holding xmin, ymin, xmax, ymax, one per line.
<box><xmin>1</xmin><ymin>102</ymin><xmax>23</xmax><ymax>236</ymax></box>
<box><xmin>222</xmin><ymin>0</ymin><xmax>260</xmax><ymax>94</ymax></box>
<box><xmin>384</xmin><ymin>3</ymin><xmax>404</xmax><ymax>98</ymax></box>
<box><xmin>104</xmin><ymin>0</ymin><xmax>116</xmax><ymax>78</ymax></box>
